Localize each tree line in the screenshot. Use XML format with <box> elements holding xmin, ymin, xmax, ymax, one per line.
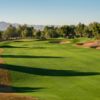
<box><xmin>0</xmin><ymin>22</ymin><xmax>100</xmax><ymax>41</ymax></box>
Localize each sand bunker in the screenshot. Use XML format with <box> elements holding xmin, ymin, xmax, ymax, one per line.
<box><xmin>76</xmin><ymin>40</ymin><xmax>100</xmax><ymax>49</ymax></box>
<box><xmin>60</xmin><ymin>40</ymin><xmax>70</xmax><ymax>44</ymax></box>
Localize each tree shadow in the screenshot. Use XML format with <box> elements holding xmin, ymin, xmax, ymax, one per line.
<box><xmin>1</xmin><ymin>55</ymin><xmax>63</xmax><ymax>59</ymax></box>
<box><xmin>0</xmin><ymin>45</ymin><xmax>27</xmax><ymax>48</ymax></box>
<box><xmin>14</xmin><ymin>40</ymin><xmax>26</xmax><ymax>42</ymax></box>
<box><xmin>32</xmin><ymin>47</ymin><xmax>46</xmax><ymax>49</ymax></box>
<box><xmin>0</xmin><ymin>45</ymin><xmax>47</xmax><ymax>49</ymax></box>
<box><xmin>13</xmin><ymin>40</ymin><xmax>33</xmax><ymax>42</ymax></box>
<box><xmin>0</xmin><ymin>84</ymin><xmax>43</xmax><ymax>93</ymax></box>
<box><xmin>0</xmin><ymin>64</ymin><xmax>100</xmax><ymax>77</ymax></box>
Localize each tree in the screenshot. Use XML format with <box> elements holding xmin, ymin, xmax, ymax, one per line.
<box><xmin>59</xmin><ymin>25</ymin><xmax>70</xmax><ymax>37</ymax></box>
<box><xmin>43</xmin><ymin>26</ymin><xmax>59</xmax><ymax>38</ymax></box>
<box><xmin>26</xmin><ymin>27</ymin><xmax>35</xmax><ymax>38</ymax></box>
<box><xmin>17</xmin><ymin>25</ymin><xmax>36</xmax><ymax>38</ymax></box>
<box><xmin>68</xmin><ymin>25</ymin><xmax>76</xmax><ymax>39</ymax></box>
<box><xmin>0</xmin><ymin>31</ymin><xmax>3</xmax><ymax>41</ymax></box>
<box><xmin>84</xmin><ymin>26</ymin><xmax>94</xmax><ymax>38</ymax></box>
<box><xmin>0</xmin><ymin>22</ymin><xmax>100</xmax><ymax>41</ymax></box>
<box><xmin>88</xmin><ymin>22</ymin><xmax>100</xmax><ymax>39</ymax></box>
<box><xmin>21</xmin><ymin>28</ymin><xmax>28</xmax><ymax>38</ymax></box>
<box><xmin>59</xmin><ymin>25</ymin><xmax>76</xmax><ymax>38</ymax></box>
<box><xmin>34</xmin><ymin>30</ymin><xmax>42</xmax><ymax>39</ymax></box>
<box><xmin>3</xmin><ymin>25</ymin><xmax>17</xmax><ymax>40</ymax></box>
<box><xmin>76</xmin><ymin>23</ymin><xmax>86</xmax><ymax>37</ymax></box>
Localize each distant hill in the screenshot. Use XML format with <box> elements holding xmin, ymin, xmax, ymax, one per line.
<box><xmin>0</xmin><ymin>22</ymin><xmax>19</xmax><ymax>31</ymax></box>
<box><xmin>32</xmin><ymin>25</ymin><xmax>45</xmax><ymax>31</ymax></box>
<box><xmin>0</xmin><ymin>21</ymin><xmax>45</xmax><ymax>31</ymax></box>
<box><xmin>0</xmin><ymin>22</ymin><xmax>10</xmax><ymax>31</ymax></box>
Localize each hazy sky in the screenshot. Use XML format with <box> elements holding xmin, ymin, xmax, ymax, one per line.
<box><xmin>0</xmin><ymin>0</ymin><xmax>100</xmax><ymax>25</ymax></box>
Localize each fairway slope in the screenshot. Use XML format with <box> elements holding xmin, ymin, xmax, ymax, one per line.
<box><xmin>0</xmin><ymin>39</ymin><xmax>100</xmax><ymax>100</ymax></box>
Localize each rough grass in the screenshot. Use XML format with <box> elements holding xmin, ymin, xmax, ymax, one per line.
<box><xmin>0</xmin><ymin>38</ymin><xmax>100</xmax><ymax>100</ymax></box>
<box><xmin>0</xmin><ymin>93</ymin><xmax>37</xmax><ymax>100</ymax></box>
<box><xmin>0</xmin><ymin>44</ymin><xmax>38</xmax><ymax>100</ymax></box>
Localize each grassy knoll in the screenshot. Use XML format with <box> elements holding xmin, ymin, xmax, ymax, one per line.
<box><xmin>0</xmin><ymin>39</ymin><xmax>100</xmax><ymax>100</ymax></box>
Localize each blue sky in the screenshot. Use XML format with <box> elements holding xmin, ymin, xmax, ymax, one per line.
<box><xmin>0</xmin><ymin>0</ymin><xmax>100</xmax><ymax>25</ymax></box>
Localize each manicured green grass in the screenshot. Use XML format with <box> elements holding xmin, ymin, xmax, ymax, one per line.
<box><xmin>0</xmin><ymin>39</ymin><xmax>100</xmax><ymax>100</ymax></box>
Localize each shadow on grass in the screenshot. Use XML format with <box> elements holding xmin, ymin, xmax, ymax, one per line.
<box><xmin>0</xmin><ymin>45</ymin><xmax>27</xmax><ymax>48</ymax></box>
<box><xmin>0</xmin><ymin>45</ymin><xmax>47</xmax><ymax>49</ymax></box>
<box><xmin>0</xmin><ymin>84</ymin><xmax>42</xmax><ymax>93</ymax></box>
<box><xmin>14</xmin><ymin>40</ymin><xmax>29</xmax><ymax>42</ymax></box>
<box><xmin>0</xmin><ymin>64</ymin><xmax>100</xmax><ymax>77</ymax></box>
<box><xmin>13</xmin><ymin>40</ymin><xmax>34</xmax><ymax>42</ymax></box>
<box><xmin>1</xmin><ymin>55</ymin><xmax>63</xmax><ymax>59</ymax></box>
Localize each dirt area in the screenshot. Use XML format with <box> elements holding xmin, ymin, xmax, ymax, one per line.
<box><xmin>0</xmin><ymin>93</ymin><xmax>37</xmax><ymax>100</ymax></box>
<box><xmin>0</xmin><ymin>48</ymin><xmax>38</xmax><ymax>100</ymax></box>
<box><xmin>0</xmin><ymin>49</ymin><xmax>11</xmax><ymax>88</ymax></box>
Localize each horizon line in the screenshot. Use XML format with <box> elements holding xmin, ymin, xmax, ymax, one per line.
<box><xmin>0</xmin><ymin>20</ymin><xmax>100</xmax><ymax>26</ymax></box>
